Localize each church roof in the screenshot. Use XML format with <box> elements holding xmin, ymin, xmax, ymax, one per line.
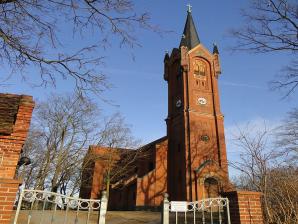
<box><xmin>179</xmin><ymin>10</ymin><xmax>200</xmax><ymax>50</ymax></box>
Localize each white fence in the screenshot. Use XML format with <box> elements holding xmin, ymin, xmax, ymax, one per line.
<box><xmin>162</xmin><ymin>193</ymin><xmax>231</xmax><ymax>224</ymax></box>
<box><xmin>13</xmin><ymin>189</ymin><xmax>107</xmax><ymax>224</ymax></box>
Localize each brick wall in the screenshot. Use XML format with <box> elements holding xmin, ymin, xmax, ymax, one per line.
<box><xmin>136</xmin><ymin>139</ymin><xmax>167</xmax><ymax>208</ymax></box>
<box><xmin>224</xmin><ymin>191</ymin><xmax>264</xmax><ymax>224</ymax></box>
<box><xmin>0</xmin><ymin>94</ymin><xmax>34</xmax><ymax>224</ymax></box>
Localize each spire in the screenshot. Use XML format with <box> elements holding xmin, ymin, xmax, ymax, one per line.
<box><xmin>179</xmin><ymin>5</ymin><xmax>200</xmax><ymax>50</ymax></box>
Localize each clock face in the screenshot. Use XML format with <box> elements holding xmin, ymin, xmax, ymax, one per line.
<box><xmin>198</xmin><ymin>97</ymin><xmax>207</xmax><ymax>105</ymax></box>
<box><xmin>176</xmin><ymin>99</ymin><xmax>182</xmax><ymax>108</ymax></box>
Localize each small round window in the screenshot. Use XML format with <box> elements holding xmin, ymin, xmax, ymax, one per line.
<box><xmin>201</xmin><ymin>135</ymin><xmax>210</xmax><ymax>142</ymax></box>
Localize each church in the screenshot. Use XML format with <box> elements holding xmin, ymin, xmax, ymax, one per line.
<box><xmin>80</xmin><ymin>8</ymin><xmax>232</xmax><ymax>210</ymax></box>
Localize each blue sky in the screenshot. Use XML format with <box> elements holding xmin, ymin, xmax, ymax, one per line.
<box><xmin>1</xmin><ymin>1</ymin><xmax>297</xmax><ymax>175</ymax></box>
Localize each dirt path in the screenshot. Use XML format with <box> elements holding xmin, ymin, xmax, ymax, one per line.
<box><xmin>106</xmin><ymin>211</ymin><xmax>161</xmax><ymax>224</ymax></box>
<box><xmin>11</xmin><ymin>210</ymin><xmax>161</xmax><ymax>224</ymax></box>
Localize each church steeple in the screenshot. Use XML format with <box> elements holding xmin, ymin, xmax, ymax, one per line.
<box><xmin>179</xmin><ymin>5</ymin><xmax>200</xmax><ymax>50</ymax></box>
<box><xmin>166</xmin><ymin>5</ymin><xmax>229</xmax><ymax>201</ymax></box>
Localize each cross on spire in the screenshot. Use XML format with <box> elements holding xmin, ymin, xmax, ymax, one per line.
<box><xmin>187</xmin><ymin>4</ymin><xmax>192</xmax><ymax>13</ymax></box>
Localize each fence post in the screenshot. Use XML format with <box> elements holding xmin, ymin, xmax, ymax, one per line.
<box><xmin>162</xmin><ymin>193</ymin><xmax>169</xmax><ymax>224</ymax></box>
<box><xmin>98</xmin><ymin>191</ymin><xmax>107</xmax><ymax>224</ymax></box>
<box><xmin>13</xmin><ymin>189</ymin><xmax>24</xmax><ymax>224</ymax></box>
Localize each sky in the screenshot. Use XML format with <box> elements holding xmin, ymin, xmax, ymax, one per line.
<box><xmin>1</xmin><ymin>1</ymin><xmax>297</xmax><ymax>175</ymax></box>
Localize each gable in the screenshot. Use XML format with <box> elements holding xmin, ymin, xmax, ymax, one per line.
<box><xmin>188</xmin><ymin>44</ymin><xmax>213</xmax><ymax>62</ymax></box>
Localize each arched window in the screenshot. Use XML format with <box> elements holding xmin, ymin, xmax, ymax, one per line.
<box><xmin>204</xmin><ymin>177</ymin><xmax>219</xmax><ymax>198</ymax></box>
<box><xmin>193</xmin><ymin>60</ymin><xmax>207</xmax><ymax>79</ymax></box>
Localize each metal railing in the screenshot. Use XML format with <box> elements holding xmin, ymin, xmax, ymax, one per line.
<box><xmin>162</xmin><ymin>194</ymin><xmax>231</xmax><ymax>224</ymax></box>
<box><xmin>13</xmin><ymin>189</ymin><xmax>107</xmax><ymax>224</ymax></box>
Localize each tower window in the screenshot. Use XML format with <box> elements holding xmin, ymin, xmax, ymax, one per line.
<box><xmin>178</xmin><ymin>143</ymin><xmax>181</xmax><ymax>152</ymax></box>
<box><xmin>202</xmin><ymin>81</ymin><xmax>204</xmax><ymax>86</ymax></box>
<box><xmin>196</xmin><ymin>80</ymin><xmax>199</xmax><ymax>85</ymax></box>
<box><xmin>201</xmin><ymin>135</ymin><xmax>210</xmax><ymax>142</ymax></box>
<box><xmin>193</xmin><ymin>60</ymin><xmax>206</xmax><ymax>78</ymax></box>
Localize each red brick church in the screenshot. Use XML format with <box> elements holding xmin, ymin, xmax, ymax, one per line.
<box><xmin>80</xmin><ymin>8</ymin><xmax>232</xmax><ymax>210</ymax></box>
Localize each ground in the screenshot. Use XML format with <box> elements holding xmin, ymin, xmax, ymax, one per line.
<box><xmin>11</xmin><ymin>210</ymin><xmax>161</xmax><ymax>224</ymax></box>
<box><xmin>106</xmin><ymin>211</ymin><xmax>160</xmax><ymax>224</ymax></box>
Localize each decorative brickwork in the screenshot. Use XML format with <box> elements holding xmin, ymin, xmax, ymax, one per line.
<box><xmin>224</xmin><ymin>191</ymin><xmax>264</xmax><ymax>224</ymax></box>
<box><xmin>0</xmin><ymin>93</ymin><xmax>34</xmax><ymax>224</ymax></box>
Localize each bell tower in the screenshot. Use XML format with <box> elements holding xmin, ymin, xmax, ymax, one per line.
<box><xmin>164</xmin><ymin>7</ymin><xmax>230</xmax><ymax>201</ymax></box>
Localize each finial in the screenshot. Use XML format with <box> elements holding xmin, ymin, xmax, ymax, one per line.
<box><xmin>187</xmin><ymin>4</ymin><xmax>192</xmax><ymax>13</ymax></box>
<box><xmin>164</xmin><ymin>192</ymin><xmax>169</xmax><ymax>200</ymax></box>
<box><xmin>213</xmin><ymin>42</ymin><xmax>219</xmax><ymax>54</ymax></box>
<box><xmin>164</xmin><ymin>50</ymin><xmax>170</xmax><ymax>62</ymax></box>
<box><xmin>102</xmin><ymin>191</ymin><xmax>107</xmax><ymax>197</ymax></box>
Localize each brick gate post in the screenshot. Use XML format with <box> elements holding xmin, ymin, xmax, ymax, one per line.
<box><xmin>0</xmin><ymin>94</ymin><xmax>34</xmax><ymax>224</ymax></box>
<box><xmin>223</xmin><ymin>191</ymin><xmax>264</xmax><ymax>224</ymax></box>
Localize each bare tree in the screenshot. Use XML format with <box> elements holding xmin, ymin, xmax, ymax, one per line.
<box><xmin>0</xmin><ymin>0</ymin><xmax>158</xmax><ymax>94</ymax></box>
<box><xmin>97</xmin><ymin>112</ymin><xmax>139</xmax><ymax>149</ymax></box>
<box><xmin>19</xmin><ymin>93</ymin><xmax>99</xmax><ymax>195</ymax></box>
<box><xmin>19</xmin><ymin>100</ymin><xmax>142</xmax><ymax>198</ymax></box>
<box><xmin>230</xmin><ymin>123</ymin><xmax>275</xmax><ymax>222</ymax></box>
<box><xmin>231</xmin><ymin>0</ymin><xmax>298</xmax><ymax>96</ymax></box>
<box><xmin>231</xmin><ymin>118</ymin><xmax>298</xmax><ymax>224</ymax></box>
<box><xmin>86</xmin><ymin>112</ymin><xmax>142</xmax><ymax>197</ymax></box>
<box><xmin>17</xmin><ymin>125</ymin><xmax>44</xmax><ymax>189</ymax></box>
<box><xmin>233</xmin><ymin>166</ymin><xmax>298</xmax><ymax>224</ymax></box>
<box><xmin>266</xmin><ymin>167</ymin><xmax>298</xmax><ymax>224</ymax></box>
<box><xmin>275</xmin><ymin>107</ymin><xmax>298</xmax><ymax>163</ymax></box>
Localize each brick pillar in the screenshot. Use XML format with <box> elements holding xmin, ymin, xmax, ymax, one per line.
<box><xmin>0</xmin><ymin>179</ymin><xmax>22</xmax><ymax>223</ymax></box>
<box><xmin>0</xmin><ymin>94</ymin><xmax>34</xmax><ymax>224</ymax></box>
<box><xmin>224</xmin><ymin>191</ymin><xmax>264</xmax><ymax>224</ymax></box>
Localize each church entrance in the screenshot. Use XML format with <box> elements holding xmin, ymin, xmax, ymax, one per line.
<box><xmin>204</xmin><ymin>177</ymin><xmax>220</xmax><ymax>198</ymax></box>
